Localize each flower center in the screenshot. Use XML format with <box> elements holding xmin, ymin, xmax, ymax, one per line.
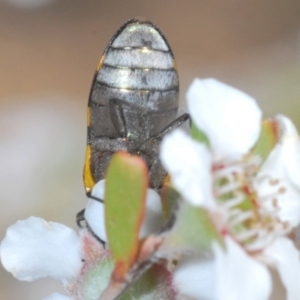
<box><xmin>213</xmin><ymin>155</ymin><xmax>289</xmax><ymax>253</ymax></box>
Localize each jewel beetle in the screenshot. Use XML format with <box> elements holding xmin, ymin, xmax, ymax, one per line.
<box><xmin>77</xmin><ymin>18</ymin><xmax>189</xmax><ymax>235</ymax></box>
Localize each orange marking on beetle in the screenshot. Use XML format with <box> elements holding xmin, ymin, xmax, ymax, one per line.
<box><xmin>83</xmin><ymin>145</ymin><xmax>95</xmax><ymax>193</ymax></box>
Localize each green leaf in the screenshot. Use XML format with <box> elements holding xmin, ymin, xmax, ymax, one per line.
<box><xmin>191</xmin><ymin>122</ymin><xmax>210</xmax><ymax>146</ymax></box>
<box><xmin>119</xmin><ymin>264</ymin><xmax>174</xmax><ymax>300</ymax></box>
<box><xmin>81</xmin><ymin>257</ymin><xmax>114</xmax><ymax>300</ymax></box>
<box><xmin>251</xmin><ymin>120</ymin><xmax>277</xmax><ymax>162</ymax></box>
<box><xmin>161</xmin><ymin>201</ymin><xmax>222</xmax><ymax>252</ymax></box>
<box><xmin>105</xmin><ymin>151</ymin><xmax>148</xmax><ymax>278</ymax></box>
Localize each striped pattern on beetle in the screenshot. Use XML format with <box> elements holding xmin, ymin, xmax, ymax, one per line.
<box><xmin>83</xmin><ymin>18</ymin><xmax>189</xmax><ymax>195</ymax></box>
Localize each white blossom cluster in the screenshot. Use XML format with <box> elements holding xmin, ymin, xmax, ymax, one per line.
<box><xmin>2</xmin><ymin>78</ymin><xmax>300</xmax><ymax>300</ymax></box>
<box><xmin>161</xmin><ymin>79</ymin><xmax>300</xmax><ymax>300</ymax></box>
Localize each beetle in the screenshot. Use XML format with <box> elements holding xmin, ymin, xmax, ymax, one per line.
<box><xmin>77</xmin><ymin>18</ymin><xmax>189</xmax><ymax>236</ymax></box>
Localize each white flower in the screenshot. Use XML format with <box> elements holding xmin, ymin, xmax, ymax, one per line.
<box><xmin>187</xmin><ymin>78</ymin><xmax>262</xmax><ymax>162</ymax></box>
<box><xmin>161</xmin><ymin>78</ymin><xmax>300</xmax><ymax>300</ymax></box>
<box><xmin>174</xmin><ymin>237</ymin><xmax>272</xmax><ymax>300</ymax></box>
<box><xmin>0</xmin><ymin>217</ymin><xmax>82</xmax><ymax>282</ymax></box>
<box><xmin>0</xmin><ymin>217</ymin><xmax>83</xmax><ymax>299</ymax></box>
<box><xmin>0</xmin><ymin>201</ymin><xmax>107</xmax><ymax>299</ymax></box>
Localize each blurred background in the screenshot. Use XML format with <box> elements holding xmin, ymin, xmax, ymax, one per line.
<box><xmin>1</xmin><ymin>0</ymin><xmax>300</xmax><ymax>299</ymax></box>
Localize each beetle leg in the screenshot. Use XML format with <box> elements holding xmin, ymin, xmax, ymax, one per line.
<box><xmin>88</xmin><ymin>194</ymin><xmax>104</xmax><ymax>203</ymax></box>
<box><xmin>86</xmin><ymin>226</ymin><xmax>106</xmax><ymax>247</ymax></box>
<box><xmin>76</xmin><ymin>206</ymin><xmax>106</xmax><ymax>247</ymax></box>
<box><xmin>76</xmin><ymin>209</ymin><xmax>86</xmax><ymax>228</ymax></box>
<box><xmin>149</xmin><ymin>156</ymin><xmax>167</xmax><ymax>190</ymax></box>
<box><xmin>109</xmin><ymin>98</ymin><xmax>127</xmax><ymax>138</ymax></box>
<box><xmin>109</xmin><ymin>98</ymin><xmax>154</xmax><ymax>145</ymax></box>
<box><xmin>154</xmin><ymin>112</ymin><xmax>190</xmax><ymax>140</ymax></box>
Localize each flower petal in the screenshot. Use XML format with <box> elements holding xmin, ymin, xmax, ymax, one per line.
<box><xmin>257</xmin><ymin>115</ymin><xmax>300</xmax><ymax>227</ymax></box>
<box><xmin>85</xmin><ymin>180</ymin><xmax>164</xmax><ymax>241</ymax></box>
<box><xmin>187</xmin><ymin>78</ymin><xmax>262</xmax><ymax>161</ymax></box>
<box><xmin>0</xmin><ymin>217</ymin><xmax>82</xmax><ymax>281</ymax></box>
<box><xmin>264</xmin><ymin>237</ymin><xmax>300</xmax><ymax>300</ymax></box>
<box><xmin>174</xmin><ymin>237</ymin><xmax>272</xmax><ymax>300</ymax></box>
<box><xmin>84</xmin><ymin>198</ymin><xmax>107</xmax><ymax>242</ymax></box>
<box><xmin>84</xmin><ymin>179</ymin><xmax>107</xmax><ymax>242</ymax></box>
<box><xmin>43</xmin><ymin>293</ymin><xmax>72</xmax><ymax>300</ymax></box>
<box><xmin>139</xmin><ymin>188</ymin><xmax>164</xmax><ymax>238</ymax></box>
<box><xmin>173</xmin><ymin>255</ymin><xmax>216</xmax><ymax>300</ymax></box>
<box><xmin>260</xmin><ymin>115</ymin><xmax>300</xmax><ymax>189</ymax></box>
<box><xmin>91</xmin><ymin>178</ymin><xmax>105</xmax><ymax>200</ymax></box>
<box><xmin>160</xmin><ymin>129</ymin><xmax>215</xmax><ymax>208</ymax></box>
<box><xmin>215</xmin><ymin>237</ymin><xmax>272</xmax><ymax>300</ymax></box>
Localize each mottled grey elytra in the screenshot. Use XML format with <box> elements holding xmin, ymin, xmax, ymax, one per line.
<box><xmin>83</xmin><ymin>18</ymin><xmax>189</xmax><ymax>195</ymax></box>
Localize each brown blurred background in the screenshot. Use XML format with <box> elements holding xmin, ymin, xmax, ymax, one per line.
<box><xmin>1</xmin><ymin>0</ymin><xmax>300</xmax><ymax>299</ymax></box>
